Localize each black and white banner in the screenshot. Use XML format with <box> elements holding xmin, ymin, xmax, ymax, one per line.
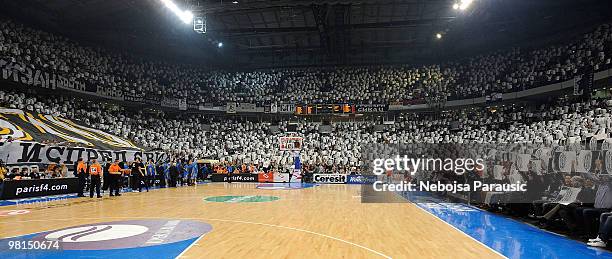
<box><xmin>226</xmin><ymin>103</ymin><xmax>237</xmax><ymax>114</ymax></box>
<box><xmin>574</xmin><ymin>68</ymin><xmax>594</xmax><ymax>96</ymax></box>
<box><xmin>555</xmin><ymin>187</ymin><xmax>582</xmax><ymax>205</ymax></box>
<box><xmin>278</xmin><ymin>104</ymin><xmax>295</xmax><ymax>114</ymax></box>
<box><xmin>144</xmin><ymin>95</ymin><xmax>163</xmax><ymax>105</ymax></box>
<box><xmin>0</xmin><ymin>108</ymin><xmax>138</xmax><ymax>149</ymax></box>
<box><xmin>178</xmin><ymin>99</ymin><xmax>188</xmax><ymax>111</ymax></box>
<box><xmin>237</xmin><ymin>103</ymin><xmax>257</xmax><ymax>112</ymax></box>
<box><xmin>0</xmin><ymin>59</ymin><xmax>86</xmax><ymax>91</ymax></box>
<box><xmin>0</xmin><ymin>142</ymin><xmax>167</xmax><ymax>166</ymax></box>
<box><xmin>161</xmin><ymin>98</ymin><xmax>179</xmax><ymax>109</ymax></box>
<box><xmin>123</xmin><ymin>93</ymin><xmax>144</xmax><ymax>102</ymax></box>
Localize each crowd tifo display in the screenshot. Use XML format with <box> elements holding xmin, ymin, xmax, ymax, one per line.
<box><xmin>0</xmin><ymin>19</ymin><xmax>611</xmax><ymax>107</ymax></box>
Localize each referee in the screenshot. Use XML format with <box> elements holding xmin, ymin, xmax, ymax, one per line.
<box><xmin>75</xmin><ymin>158</ymin><xmax>87</xmax><ymax>197</ymax></box>
<box><xmin>108</xmin><ymin>159</ymin><xmax>122</xmax><ymax>196</ymax></box>
<box><xmin>89</xmin><ymin>159</ymin><xmax>102</xmax><ymax>198</ymax></box>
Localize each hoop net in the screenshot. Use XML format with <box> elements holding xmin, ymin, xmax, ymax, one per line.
<box><xmin>279</xmin><ymin>136</ymin><xmax>303</xmax><ymax>151</ymax></box>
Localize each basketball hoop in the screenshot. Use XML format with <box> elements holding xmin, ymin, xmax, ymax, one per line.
<box><xmin>279</xmin><ymin>136</ymin><xmax>303</xmax><ymax>151</ymax></box>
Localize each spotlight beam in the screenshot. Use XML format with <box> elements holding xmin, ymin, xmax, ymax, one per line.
<box><xmin>160</xmin><ymin>0</ymin><xmax>193</xmax><ymax>24</ymax></box>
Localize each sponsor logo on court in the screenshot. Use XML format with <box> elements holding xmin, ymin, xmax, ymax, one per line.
<box><xmin>204</xmin><ymin>195</ymin><xmax>279</xmax><ymax>203</ymax></box>
<box><xmin>0</xmin><ymin>210</ymin><xmax>30</xmax><ymax>216</ymax></box>
<box><xmin>28</xmin><ymin>219</ymin><xmax>212</xmax><ymax>250</ymax></box>
<box><xmin>313</xmin><ymin>174</ymin><xmax>347</xmax><ymax>184</ymax></box>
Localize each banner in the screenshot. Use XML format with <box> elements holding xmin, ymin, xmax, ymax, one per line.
<box><xmin>553</xmin><ymin>151</ymin><xmax>576</xmax><ymax>173</ymax></box>
<box><xmin>574</xmin><ymin>69</ymin><xmax>593</xmax><ymax>96</ymax></box>
<box><xmin>278</xmin><ymin>104</ymin><xmax>295</xmax><ymax>114</ymax></box>
<box><xmin>0</xmin><ymin>59</ymin><xmax>88</xmax><ymax>90</ymax></box>
<box><xmin>355</xmin><ymin>104</ymin><xmax>388</xmax><ymax>113</ymax></box>
<box><xmin>270</xmin><ymin>103</ymin><xmax>278</xmax><ymax>113</ymax></box>
<box><xmin>211</xmin><ymin>174</ymin><xmax>257</xmax><ymax>182</ymax></box>
<box><xmin>556</xmin><ymin>187</ymin><xmax>582</xmax><ymax>205</ymax></box>
<box><xmin>123</xmin><ymin>94</ymin><xmax>144</xmax><ymax>103</ymax></box>
<box><xmin>313</xmin><ymin>174</ymin><xmax>347</xmax><ymax>184</ymax></box>
<box><xmin>226</xmin><ymin>103</ymin><xmax>237</xmax><ymax>114</ymax></box>
<box><xmin>485</xmin><ymin>93</ymin><xmax>503</xmax><ymax>102</ymax></box>
<box><xmin>273</xmin><ymin>173</ymin><xmax>290</xmax><ymax>182</ymax></box>
<box><xmin>576</xmin><ymin>150</ymin><xmax>593</xmax><ymax>173</ymax></box>
<box><xmin>258</xmin><ymin>172</ymin><xmax>274</xmax><ymax>182</ymax></box>
<box><xmin>187</xmin><ymin>103</ymin><xmax>198</xmax><ymax>110</ymax></box>
<box><xmin>0</xmin><ymin>142</ymin><xmax>167</xmax><ymax>166</ymax></box>
<box><xmin>0</xmin><ymin>108</ymin><xmax>138</xmax><ymax>150</ymax></box>
<box><xmin>198</xmin><ymin>104</ymin><xmax>222</xmax><ymax>111</ymax></box>
<box><xmin>144</xmin><ymin>95</ymin><xmax>162</xmax><ymax>105</ymax></box>
<box><xmin>237</xmin><ymin>103</ymin><xmax>257</xmax><ymax>113</ymax></box>
<box><xmin>178</xmin><ymin>99</ymin><xmax>188</xmax><ymax>111</ymax></box>
<box><xmin>0</xmin><ymin>178</ymin><xmax>80</xmax><ymax>200</ymax></box>
<box><xmin>291</xmin><ymin>169</ymin><xmax>302</xmax><ymax>183</ymax></box>
<box><xmin>347</xmin><ymin>175</ymin><xmax>378</xmax><ymax>184</ymax></box>
<box><xmin>161</xmin><ymin>98</ymin><xmax>179</xmax><ymax>108</ymax></box>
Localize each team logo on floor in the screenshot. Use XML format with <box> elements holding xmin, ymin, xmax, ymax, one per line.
<box><xmin>204</xmin><ymin>195</ymin><xmax>279</xmax><ymax>203</ymax></box>
<box><xmin>256</xmin><ymin>183</ymin><xmax>316</xmax><ymax>190</ymax></box>
<box><xmin>26</xmin><ymin>219</ymin><xmax>212</xmax><ymax>250</ymax></box>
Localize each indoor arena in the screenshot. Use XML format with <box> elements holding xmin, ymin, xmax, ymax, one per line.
<box><xmin>1</xmin><ymin>0</ymin><xmax>612</xmax><ymax>258</ymax></box>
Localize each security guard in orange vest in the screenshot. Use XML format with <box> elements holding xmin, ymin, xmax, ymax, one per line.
<box><xmin>89</xmin><ymin>159</ymin><xmax>102</xmax><ymax>198</ymax></box>
<box><xmin>108</xmin><ymin>159</ymin><xmax>122</xmax><ymax>196</ymax></box>
<box><xmin>75</xmin><ymin>158</ymin><xmax>87</xmax><ymax>197</ymax></box>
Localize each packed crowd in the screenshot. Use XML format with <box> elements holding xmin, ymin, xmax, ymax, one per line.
<box><xmin>3</xmin><ymin>88</ymin><xmax>612</xmax><ymax>167</ymax></box>
<box><xmin>0</xmin><ymin>162</ymin><xmax>68</xmax><ymax>180</ymax></box>
<box><xmin>1</xmin><ymin>19</ymin><xmax>612</xmax><ymax>105</ymax></box>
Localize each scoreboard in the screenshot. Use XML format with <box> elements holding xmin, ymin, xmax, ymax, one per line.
<box><xmin>295</xmin><ymin>104</ymin><xmax>355</xmax><ymax>115</ymax></box>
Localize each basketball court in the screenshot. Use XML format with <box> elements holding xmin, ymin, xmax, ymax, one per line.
<box><xmin>1</xmin><ymin>182</ymin><xmax>610</xmax><ymax>258</ymax></box>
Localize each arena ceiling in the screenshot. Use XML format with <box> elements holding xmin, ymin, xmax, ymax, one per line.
<box><xmin>1</xmin><ymin>0</ymin><xmax>612</xmax><ymax>68</ymax></box>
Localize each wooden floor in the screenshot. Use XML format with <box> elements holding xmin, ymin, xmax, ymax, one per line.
<box><xmin>0</xmin><ymin>183</ymin><xmax>502</xmax><ymax>259</ymax></box>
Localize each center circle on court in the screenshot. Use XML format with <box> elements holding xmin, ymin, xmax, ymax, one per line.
<box><xmin>30</xmin><ymin>219</ymin><xmax>212</xmax><ymax>250</ymax></box>
<box><xmin>204</xmin><ymin>195</ymin><xmax>279</xmax><ymax>203</ymax></box>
